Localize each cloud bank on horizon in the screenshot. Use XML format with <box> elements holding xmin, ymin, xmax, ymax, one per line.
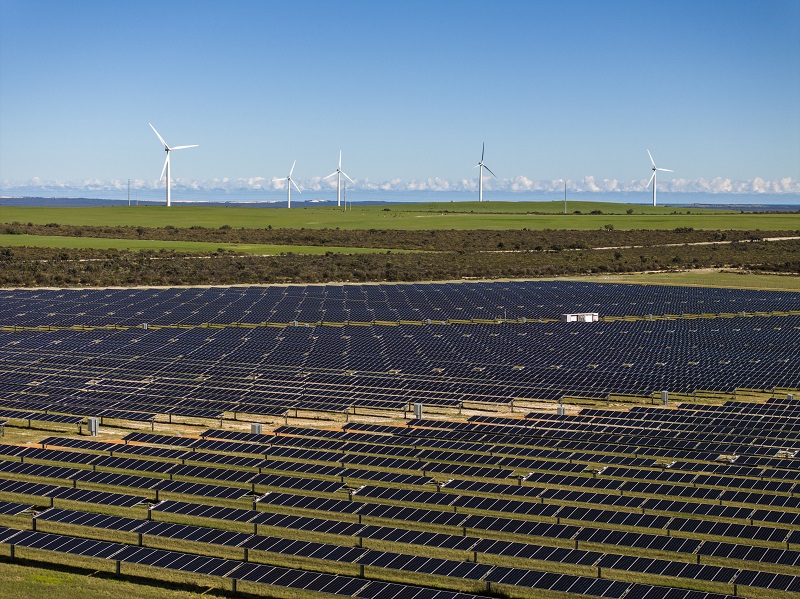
<box><xmin>3</xmin><ymin>175</ymin><xmax>798</xmax><ymax>197</ymax></box>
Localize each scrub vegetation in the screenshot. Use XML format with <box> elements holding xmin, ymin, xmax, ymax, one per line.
<box><xmin>0</xmin><ymin>201</ymin><xmax>797</xmax><ymax>288</ymax></box>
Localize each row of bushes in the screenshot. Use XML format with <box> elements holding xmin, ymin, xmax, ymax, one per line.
<box><xmin>2</xmin><ymin>222</ymin><xmax>792</xmax><ymax>252</ymax></box>
<box><xmin>0</xmin><ymin>239</ymin><xmax>797</xmax><ymax>287</ymax></box>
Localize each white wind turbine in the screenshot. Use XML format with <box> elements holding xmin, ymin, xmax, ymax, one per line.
<box><xmin>149</xmin><ymin>123</ymin><xmax>198</xmax><ymax>207</ymax></box>
<box><xmin>323</xmin><ymin>150</ymin><xmax>354</xmax><ymax>207</ymax></box>
<box><xmin>646</xmin><ymin>149</ymin><xmax>673</xmax><ymax>207</ymax></box>
<box><xmin>475</xmin><ymin>143</ymin><xmax>496</xmax><ymax>202</ymax></box>
<box><xmin>273</xmin><ymin>160</ymin><xmax>301</xmax><ymax>208</ymax></box>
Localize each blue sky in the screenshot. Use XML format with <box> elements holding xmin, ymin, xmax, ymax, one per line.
<box><xmin>1</xmin><ymin>0</ymin><xmax>799</xmax><ymax>196</ymax></box>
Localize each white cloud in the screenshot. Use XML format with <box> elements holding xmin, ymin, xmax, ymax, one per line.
<box><xmin>2</xmin><ymin>176</ymin><xmax>799</xmax><ymax>196</ymax></box>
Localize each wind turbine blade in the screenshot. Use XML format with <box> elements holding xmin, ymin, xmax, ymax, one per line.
<box><xmin>646</xmin><ymin>172</ymin><xmax>656</xmax><ymax>189</ymax></box>
<box><xmin>481</xmin><ymin>142</ymin><xmax>485</xmax><ymax>162</ymax></box>
<box><xmin>483</xmin><ymin>164</ymin><xmax>497</xmax><ymax>178</ymax></box>
<box><xmin>657</xmin><ymin>168</ymin><xmax>673</xmax><ymax>172</ymax></box>
<box><xmin>170</xmin><ymin>144</ymin><xmax>199</xmax><ymax>150</ymax></box>
<box><xmin>149</xmin><ymin>123</ymin><xmax>169</xmax><ymax>149</ymax></box>
<box><xmin>160</xmin><ymin>153</ymin><xmax>170</xmax><ymax>181</ymax></box>
<box><xmin>289</xmin><ymin>160</ymin><xmax>296</xmax><ymax>177</ymax></box>
<box><xmin>647</xmin><ymin>149</ymin><xmax>655</xmax><ymax>167</ymax></box>
<box><xmin>291</xmin><ymin>179</ymin><xmax>301</xmax><ymax>193</ymax></box>
<box><xmin>341</xmin><ymin>171</ymin><xmax>354</xmax><ymax>184</ymax></box>
<box><xmin>338</xmin><ymin>150</ymin><xmax>342</xmax><ymax>169</ymax></box>
<box><xmin>271</xmin><ymin>177</ymin><xmax>282</xmax><ymax>182</ymax></box>
<box><xmin>323</xmin><ymin>172</ymin><xmax>337</xmax><ymax>180</ymax></box>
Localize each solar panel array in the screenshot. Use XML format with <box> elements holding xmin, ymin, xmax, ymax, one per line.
<box><xmin>0</xmin><ymin>316</ymin><xmax>797</xmax><ymax>425</ymax></box>
<box><xmin>1</xmin><ymin>281</ymin><xmax>796</xmax><ymax>328</ymax></box>
<box><xmin>1</xmin><ymin>397</ymin><xmax>800</xmax><ymax>596</ymax></box>
<box><xmin>0</xmin><ymin>282</ymin><xmax>797</xmax><ymax>596</ymax></box>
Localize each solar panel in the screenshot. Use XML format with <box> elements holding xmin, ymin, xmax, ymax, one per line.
<box><xmin>230</xmin><ymin>562</ymin><xmax>370</xmax><ymax>596</ymax></box>
<box><xmin>170</xmin><ymin>464</ymin><xmax>258</xmax><ymax>485</ymax></box>
<box><xmin>8</xmin><ymin>529</ymin><xmax>126</xmax><ymax>559</ymax></box>
<box><xmin>33</xmin><ymin>507</ymin><xmax>146</xmax><ymax>532</ymax></box>
<box><xmin>574</xmin><ymin>527</ymin><xmax>702</xmax><ymax>553</ymax></box>
<box><xmin>121</xmin><ymin>432</ymin><xmax>198</xmax><ymax>447</ymax></box>
<box><xmin>73</xmin><ymin>470</ymin><xmax>162</xmax><ymax>490</ymax></box>
<box><xmin>256</xmin><ymin>492</ymin><xmax>361</xmax><ymax>514</ymax></box>
<box><xmin>353</xmin><ymin>486</ymin><xmax>457</xmax><ymax>507</ymax></box>
<box><xmin>251</xmin><ymin>512</ymin><xmax>367</xmax><ymax>538</ymax></box>
<box><xmin>89</xmin><ymin>455</ymin><xmax>177</xmax><ymax>475</ymax></box>
<box><xmin>357</xmin><ymin>503</ymin><xmax>469</xmax><ymax>527</ymax></box>
<box><xmin>113</xmin><ymin>445</ymin><xmax>189</xmax><ymax>460</ymax></box>
<box><xmin>50</xmin><ymin>487</ymin><xmax>147</xmax><ymax>508</ymax></box>
<box><xmin>185</xmin><ymin>451</ymin><xmax>266</xmax><ymax>469</ymax></box>
<box><xmin>136</xmin><ymin>520</ymin><xmax>252</xmax><ymax>547</ymax></box>
<box><xmin>154</xmin><ymin>480</ymin><xmax>253</xmax><ymax>501</ymax></box>
<box><xmin>150</xmin><ymin>499</ymin><xmax>257</xmax><ymax>523</ymax></box>
<box><xmin>251</xmin><ymin>474</ymin><xmax>345</xmax><ymax>494</ymax></box>
<box><xmin>0</xmin><ymin>500</ymin><xmax>32</xmax><ymax>516</ymax></box>
<box><xmin>22</xmin><ymin>447</ymin><xmax>101</xmax><ymax>465</ymax></box>
<box><xmin>113</xmin><ymin>545</ymin><xmax>239</xmax><ymax>577</ymax></box>
<box><xmin>358</xmin><ymin>526</ymin><xmax>480</xmax><ymax>551</ymax></box>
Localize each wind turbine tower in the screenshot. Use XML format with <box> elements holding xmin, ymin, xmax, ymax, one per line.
<box><xmin>324</xmin><ymin>150</ymin><xmax>354</xmax><ymax>207</ymax></box>
<box><xmin>475</xmin><ymin>143</ymin><xmax>496</xmax><ymax>202</ymax></box>
<box><xmin>646</xmin><ymin>149</ymin><xmax>673</xmax><ymax>207</ymax></box>
<box><xmin>149</xmin><ymin>123</ymin><xmax>198</xmax><ymax>207</ymax></box>
<box><xmin>273</xmin><ymin>161</ymin><xmax>301</xmax><ymax>208</ymax></box>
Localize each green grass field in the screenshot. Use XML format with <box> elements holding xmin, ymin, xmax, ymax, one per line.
<box><xmin>0</xmin><ymin>234</ymin><xmax>408</xmax><ymax>255</ymax></box>
<box><xmin>563</xmin><ymin>270</ymin><xmax>800</xmax><ymax>291</ymax></box>
<box><xmin>0</xmin><ymin>562</ymin><xmax>212</xmax><ymax>599</ymax></box>
<box><xmin>2</xmin><ymin>201</ymin><xmax>798</xmax><ymax>231</ymax></box>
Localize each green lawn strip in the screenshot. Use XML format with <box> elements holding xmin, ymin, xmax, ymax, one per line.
<box><xmin>92</xmin><ymin>465</ymin><xmax>173</xmax><ymax>480</ymax></box>
<box><xmin>0</xmin><ymin>233</ymin><xmax>408</xmax><ymax>255</ymax></box>
<box><xmin>231</xmin><ymin>578</ymin><xmax>349</xmax><ymax>599</ymax></box>
<box><xmin>245</xmin><ymin>547</ymin><xmax>358</xmax><ymax>576</ymax></box>
<box><xmin>360</xmin><ymin>566</ymin><xmax>489</xmax><ymax>595</ymax></box>
<box><xmin>0</xmin><ymin>560</ymin><xmax>216</xmax><ymax>599</ymax></box>
<box><xmin>2</xmin><ymin>202</ymin><xmax>797</xmax><ymax>231</ymax></box>
<box><xmin>149</xmin><ymin>492</ymin><xmax>253</xmax><ymax>510</ymax></box>
<box><xmin>595</xmin><ymin>567</ymin><xmax>736</xmax><ymax>596</ymax></box>
<box><xmin>51</xmin><ymin>499</ymin><xmax>150</xmax><ymax>520</ymax></box>
<box><xmin>252</xmin><ymin>523</ymin><xmax>359</xmax><ymax>548</ymax></box>
<box><xmin>149</xmin><ymin>510</ymin><xmax>254</xmax><ymax>535</ymax></box>
<box><xmin>34</xmin><ymin>520</ymin><xmax>141</xmax><ymax>546</ymax></box>
<box><xmin>250</xmin><ymin>483</ymin><xmax>348</xmax><ymax>500</ymax></box>
<box><xmin>169</xmin><ymin>474</ymin><xmax>253</xmax><ymax>491</ymax></box>
<box><xmin>698</xmin><ymin>553</ymin><xmax>800</xmax><ymax>577</ymax></box>
<box><xmin>563</xmin><ymin>270</ymin><xmax>800</xmax><ymax>291</ymax></box>
<box><xmin>139</xmin><ymin>534</ymin><xmax>244</xmax><ymax>562</ymax></box>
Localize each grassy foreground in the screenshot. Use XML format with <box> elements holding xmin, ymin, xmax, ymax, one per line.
<box><xmin>2</xmin><ymin>201</ymin><xmax>798</xmax><ymax>231</ymax></box>
<box><xmin>0</xmin><ymin>561</ymin><xmax>215</xmax><ymax>599</ymax></box>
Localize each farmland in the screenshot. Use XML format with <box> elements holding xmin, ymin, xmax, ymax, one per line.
<box><xmin>1</xmin><ymin>201</ymin><xmax>798</xmax><ymax>231</ymax></box>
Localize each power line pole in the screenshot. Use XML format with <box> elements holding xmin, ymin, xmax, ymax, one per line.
<box><xmin>564</xmin><ymin>180</ymin><xmax>567</xmax><ymax>215</ymax></box>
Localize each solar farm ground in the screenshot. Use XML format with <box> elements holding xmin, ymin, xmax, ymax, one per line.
<box><xmin>0</xmin><ymin>280</ymin><xmax>798</xmax><ymax>598</ymax></box>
